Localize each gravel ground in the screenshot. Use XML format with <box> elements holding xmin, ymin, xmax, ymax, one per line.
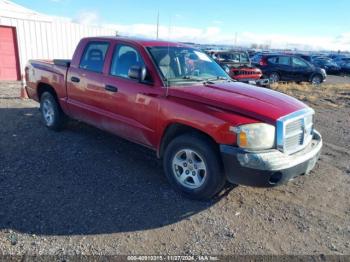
<box><xmin>0</xmin><ymin>81</ymin><xmax>349</xmax><ymax>256</ymax></box>
<box><xmin>326</xmin><ymin>74</ymin><xmax>350</xmax><ymax>84</ymax></box>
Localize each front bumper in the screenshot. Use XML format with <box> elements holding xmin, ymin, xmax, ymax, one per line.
<box><xmin>220</xmin><ymin>130</ymin><xmax>322</xmax><ymax>187</ymax></box>
<box><xmin>237</xmin><ymin>78</ymin><xmax>270</xmax><ymax>86</ymax></box>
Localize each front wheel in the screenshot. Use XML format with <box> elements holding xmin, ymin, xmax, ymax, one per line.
<box><xmin>163</xmin><ymin>134</ymin><xmax>226</xmax><ymax>200</ymax></box>
<box><xmin>310</xmin><ymin>74</ymin><xmax>322</xmax><ymax>85</ymax></box>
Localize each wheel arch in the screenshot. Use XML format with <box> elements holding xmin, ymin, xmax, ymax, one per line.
<box><xmin>37</xmin><ymin>82</ymin><xmax>58</xmax><ymax>102</ymax></box>
<box><xmin>158</xmin><ymin>122</ymin><xmax>219</xmax><ymax>159</ymax></box>
<box><xmin>309</xmin><ymin>72</ymin><xmax>323</xmax><ymax>83</ymax></box>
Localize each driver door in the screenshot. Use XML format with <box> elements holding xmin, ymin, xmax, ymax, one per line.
<box><xmin>291</xmin><ymin>57</ymin><xmax>313</xmax><ymax>82</ymax></box>
<box><xmin>102</xmin><ymin>43</ymin><xmax>161</xmax><ymax>147</ymax></box>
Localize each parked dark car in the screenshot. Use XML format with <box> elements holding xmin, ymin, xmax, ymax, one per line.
<box><xmin>297</xmin><ymin>54</ymin><xmax>325</xmax><ymax>63</ymax></box>
<box><xmin>312</xmin><ymin>57</ymin><xmax>341</xmax><ymax>74</ymax></box>
<box><xmin>341</xmin><ymin>63</ymin><xmax>350</xmax><ymax>74</ymax></box>
<box><xmin>333</xmin><ymin>56</ymin><xmax>350</xmax><ymax>66</ymax></box>
<box><xmin>253</xmin><ymin>54</ymin><xmax>327</xmax><ymax>84</ymax></box>
<box><xmin>332</xmin><ymin>57</ymin><xmax>350</xmax><ymax>74</ymax></box>
<box><xmin>328</xmin><ymin>54</ymin><xmax>349</xmax><ymax>60</ymax></box>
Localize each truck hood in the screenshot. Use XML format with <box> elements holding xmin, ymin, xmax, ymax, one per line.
<box><xmin>168</xmin><ymin>81</ymin><xmax>308</xmax><ymax>124</ymax></box>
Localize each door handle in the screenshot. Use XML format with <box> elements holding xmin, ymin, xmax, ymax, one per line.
<box><xmin>105</xmin><ymin>85</ymin><xmax>118</xmax><ymax>92</ymax></box>
<box><xmin>71</xmin><ymin>76</ymin><xmax>80</xmax><ymax>83</ymax></box>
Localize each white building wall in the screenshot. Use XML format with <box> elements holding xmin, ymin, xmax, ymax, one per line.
<box><xmin>0</xmin><ymin>16</ymin><xmax>116</xmax><ymax>75</ymax></box>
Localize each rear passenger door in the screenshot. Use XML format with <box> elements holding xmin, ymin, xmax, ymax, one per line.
<box><xmin>276</xmin><ymin>56</ymin><xmax>292</xmax><ymax>80</ymax></box>
<box><xmin>67</xmin><ymin>41</ymin><xmax>112</xmax><ymax>124</ymax></box>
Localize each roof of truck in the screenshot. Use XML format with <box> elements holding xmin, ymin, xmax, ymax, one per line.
<box><xmin>85</xmin><ymin>36</ymin><xmax>191</xmax><ymax>48</ymax></box>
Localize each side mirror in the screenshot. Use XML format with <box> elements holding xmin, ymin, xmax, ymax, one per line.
<box><xmin>128</xmin><ymin>65</ymin><xmax>147</xmax><ymax>82</ymax></box>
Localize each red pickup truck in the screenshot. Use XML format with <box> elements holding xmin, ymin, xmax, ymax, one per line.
<box><xmin>25</xmin><ymin>37</ymin><xmax>323</xmax><ymax>200</ymax></box>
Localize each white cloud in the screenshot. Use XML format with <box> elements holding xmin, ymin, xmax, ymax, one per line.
<box><xmin>106</xmin><ymin>22</ymin><xmax>349</xmax><ymax>50</ymax></box>
<box><xmin>71</xmin><ymin>12</ymin><xmax>349</xmax><ymax>51</ymax></box>
<box><xmin>73</xmin><ymin>11</ymin><xmax>101</xmax><ymax>25</ymax></box>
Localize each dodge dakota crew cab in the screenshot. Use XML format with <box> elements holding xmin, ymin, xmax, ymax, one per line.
<box><xmin>25</xmin><ymin>37</ymin><xmax>323</xmax><ymax>200</ymax></box>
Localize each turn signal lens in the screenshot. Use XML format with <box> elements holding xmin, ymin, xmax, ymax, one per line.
<box><xmin>239</xmin><ymin>132</ymin><xmax>248</xmax><ymax>147</ymax></box>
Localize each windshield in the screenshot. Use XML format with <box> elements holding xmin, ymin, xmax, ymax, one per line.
<box><xmin>147</xmin><ymin>46</ymin><xmax>229</xmax><ymax>86</ymax></box>
<box><xmin>219</xmin><ymin>53</ymin><xmax>239</xmax><ymax>62</ymax></box>
<box><xmin>217</xmin><ymin>52</ymin><xmax>249</xmax><ymax>63</ymax></box>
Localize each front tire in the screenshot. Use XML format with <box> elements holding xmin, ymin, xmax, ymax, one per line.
<box><xmin>163</xmin><ymin>134</ymin><xmax>226</xmax><ymax>200</ymax></box>
<box><xmin>40</xmin><ymin>92</ymin><xmax>66</xmax><ymax>131</ymax></box>
<box><xmin>310</xmin><ymin>74</ymin><xmax>322</xmax><ymax>85</ymax></box>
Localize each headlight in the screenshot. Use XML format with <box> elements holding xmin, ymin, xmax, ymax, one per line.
<box><xmin>230</xmin><ymin>123</ymin><xmax>275</xmax><ymax>150</ymax></box>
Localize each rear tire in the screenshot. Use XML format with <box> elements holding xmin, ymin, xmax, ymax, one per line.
<box><xmin>163</xmin><ymin>134</ymin><xmax>226</xmax><ymax>200</ymax></box>
<box><xmin>40</xmin><ymin>92</ymin><xmax>66</xmax><ymax>131</ymax></box>
<box><xmin>269</xmin><ymin>72</ymin><xmax>280</xmax><ymax>83</ymax></box>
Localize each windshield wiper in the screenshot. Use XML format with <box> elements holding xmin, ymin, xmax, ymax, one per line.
<box><xmin>163</xmin><ymin>76</ymin><xmax>203</xmax><ymax>82</ymax></box>
<box><xmin>203</xmin><ymin>76</ymin><xmax>232</xmax><ymax>84</ymax></box>
<box><xmin>182</xmin><ymin>76</ymin><xmax>204</xmax><ymax>81</ymax></box>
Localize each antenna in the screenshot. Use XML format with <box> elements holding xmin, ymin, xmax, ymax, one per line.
<box><xmin>156</xmin><ymin>10</ymin><xmax>160</xmax><ymax>39</ymax></box>
<box><xmin>165</xmin><ymin>14</ymin><xmax>172</xmax><ymax>97</ymax></box>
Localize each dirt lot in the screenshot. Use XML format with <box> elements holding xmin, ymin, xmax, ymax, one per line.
<box><xmin>326</xmin><ymin>74</ymin><xmax>350</xmax><ymax>85</ymax></box>
<box><xmin>0</xmin><ymin>80</ymin><xmax>349</xmax><ymax>256</ymax></box>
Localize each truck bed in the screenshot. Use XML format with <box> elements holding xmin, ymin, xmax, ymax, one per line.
<box><xmin>25</xmin><ymin>59</ymin><xmax>71</xmax><ymax>102</ymax></box>
<box><xmin>28</xmin><ymin>59</ymin><xmax>71</xmax><ymax>68</ymax></box>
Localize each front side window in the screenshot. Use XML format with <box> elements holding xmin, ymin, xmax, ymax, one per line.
<box><xmin>110</xmin><ymin>44</ymin><xmax>145</xmax><ymax>78</ymax></box>
<box><xmin>80</xmin><ymin>42</ymin><xmax>109</xmax><ymax>73</ymax></box>
<box><xmin>292</xmin><ymin>57</ymin><xmax>308</xmax><ymax>68</ymax></box>
<box><xmin>148</xmin><ymin>46</ymin><xmax>228</xmax><ymax>86</ymax></box>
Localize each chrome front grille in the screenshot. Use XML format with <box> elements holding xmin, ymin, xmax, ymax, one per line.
<box><xmin>277</xmin><ymin>108</ymin><xmax>314</xmax><ymax>155</ymax></box>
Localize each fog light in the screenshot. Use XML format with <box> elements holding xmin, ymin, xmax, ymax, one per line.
<box><xmin>269</xmin><ymin>172</ymin><xmax>282</xmax><ymax>185</ymax></box>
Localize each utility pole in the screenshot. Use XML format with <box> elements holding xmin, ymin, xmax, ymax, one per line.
<box><xmin>156</xmin><ymin>10</ymin><xmax>160</xmax><ymax>39</ymax></box>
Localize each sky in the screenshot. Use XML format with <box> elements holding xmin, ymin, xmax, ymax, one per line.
<box><xmin>12</xmin><ymin>0</ymin><xmax>350</xmax><ymax>51</ymax></box>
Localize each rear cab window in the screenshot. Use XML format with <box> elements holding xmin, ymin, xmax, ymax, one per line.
<box><xmin>79</xmin><ymin>42</ymin><xmax>110</xmax><ymax>73</ymax></box>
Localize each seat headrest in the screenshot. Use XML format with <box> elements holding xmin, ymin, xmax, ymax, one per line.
<box><xmin>88</xmin><ymin>49</ymin><xmax>103</xmax><ymax>61</ymax></box>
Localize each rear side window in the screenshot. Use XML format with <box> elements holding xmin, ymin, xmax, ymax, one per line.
<box><xmin>110</xmin><ymin>44</ymin><xmax>145</xmax><ymax>78</ymax></box>
<box><xmin>267</xmin><ymin>57</ymin><xmax>278</xmax><ymax>64</ymax></box>
<box><xmin>80</xmin><ymin>42</ymin><xmax>109</xmax><ymax>73</ymax></box>
<box><xmin>278</xmin><ymin>56</ymin><xmax>291</xmax><ymax>66</ymax></box>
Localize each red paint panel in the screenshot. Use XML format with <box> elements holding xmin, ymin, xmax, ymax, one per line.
<box><xmin>0</xmin><ymin>26</ymin><xmax>20</xmax><ymax>80</ymax></box>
